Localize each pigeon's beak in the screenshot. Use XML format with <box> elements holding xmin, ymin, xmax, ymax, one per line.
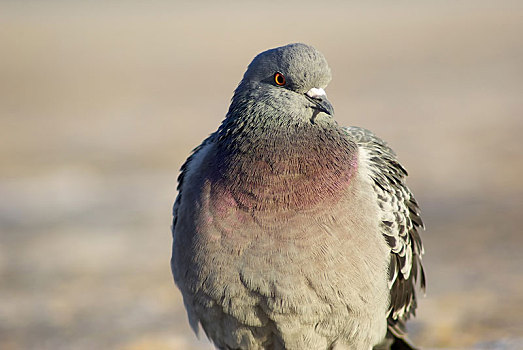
<box><xmin>305</xmin><ymin>87</ymin><xmax>334</xmax><ymax>116</ymax></box>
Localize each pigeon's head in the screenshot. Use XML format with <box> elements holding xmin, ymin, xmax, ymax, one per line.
<box><xmin>231</xmin><ymin>43</ymin><xmax>334</xmax><ymax>123</ymax></box>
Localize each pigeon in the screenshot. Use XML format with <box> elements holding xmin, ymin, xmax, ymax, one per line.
<box><xmin>171</xmin><ymin>43</ymin><xmax>425</xmax><ymax>350</ymax></box>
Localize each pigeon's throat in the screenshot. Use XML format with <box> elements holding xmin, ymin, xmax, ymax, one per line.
<box><xmin>211</xmin><ymin>126</ymin><xmax>358</xmax><ymax>212</ymax></box>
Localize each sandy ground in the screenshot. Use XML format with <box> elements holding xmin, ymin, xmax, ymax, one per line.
<box><xmin>1</xmin><ymin>1</ymin><xmax>522</xmax><ymax>349</ymax></box>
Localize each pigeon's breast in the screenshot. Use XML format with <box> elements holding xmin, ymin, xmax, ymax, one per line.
<box><xmin>175</xmin><ymin>140</ymin><xmax>391</xmax><ymax>348</ymax></box>
<box><xmin>209</xmin><ymin>135</ymin><xmax>358</xmax><ymax>216</ymax></box>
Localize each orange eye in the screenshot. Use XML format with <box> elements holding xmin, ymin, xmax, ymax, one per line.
<box><xmin>274</xmin><ymin>72</ymin><xmax>286</xmax><ymax>86</ymax></box>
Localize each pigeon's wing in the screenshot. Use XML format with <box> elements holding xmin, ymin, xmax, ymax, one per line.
<box><xmin>172</xmin><ymin>133</ymin><xmax>215</xmax><ymax>237</ymax></box>
<box><xmin>171</xmin><ymin>133</ymin><xmax>217</xmax><ymax>335</ymax></box>
<box><xmin>344</xmin><ymin>126</ymin><xmax>425</xmax><ymax>339</ymax></box>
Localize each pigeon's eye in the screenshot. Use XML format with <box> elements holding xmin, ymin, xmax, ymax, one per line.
<box><xmin>274</xmin><ymin>72</ymin><xmax>286</xmax><ymax>86</ymax></box>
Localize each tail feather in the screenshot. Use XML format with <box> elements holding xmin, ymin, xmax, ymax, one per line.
<box><xmin>374</xmin><ymin>331</ymin><xmax>418</xmax><ymax>350</ymax></box>
<box><xmin>391</xmin><ymin>335</ymin><xmax>417</xmax><ymax>350</ymax></box>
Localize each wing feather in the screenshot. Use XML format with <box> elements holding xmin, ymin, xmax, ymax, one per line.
<box><xmin>344</xmin><ymin>126</ymin><xmax>425</xmax><ymax>337</ymax></box>
<box><xmin>172</xmin><ymin>133</ymin><xmax>215</xmax><ymax>233</ymax></box>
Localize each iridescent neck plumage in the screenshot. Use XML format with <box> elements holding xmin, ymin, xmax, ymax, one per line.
<box><xmin>211</xmin><ymin>114</ymin><xmax>358</xmax><ymax>212</ymax></box>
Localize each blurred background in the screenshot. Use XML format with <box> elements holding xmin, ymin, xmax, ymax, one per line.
<box><xmin>1</xmin><ymin>1</ymin><xmax>522</xmax><ymax>349</ymax></box>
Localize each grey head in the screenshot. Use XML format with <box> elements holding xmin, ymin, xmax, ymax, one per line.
<box><xmin>227</xmin><ymin>43</ymin><xmax>334</xmax><ymax>125</ymax></box>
